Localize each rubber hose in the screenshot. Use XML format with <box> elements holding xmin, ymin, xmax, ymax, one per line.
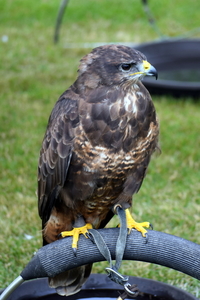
<box><xmin>21</xmin><ymin>228</ymin><xmax>200</xmax><ymax>281</ymax></box>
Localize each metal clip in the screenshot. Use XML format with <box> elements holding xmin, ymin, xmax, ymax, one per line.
<box><xmin>105</xmin><ymin>267</ymin><xmax>129</xmax><ymax>285</ymax></box>
<box><xmin>124</xmin><ymin>282</ymin><xmax>138</xmax><ymax>296</ymax></box>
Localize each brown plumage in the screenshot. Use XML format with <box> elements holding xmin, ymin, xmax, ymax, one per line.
<box><xmin>38</xmin><ymin>44</ymin><xmax>159</xmax><ymax>296</ymax></box>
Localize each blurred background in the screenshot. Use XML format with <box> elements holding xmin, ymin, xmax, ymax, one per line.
<box><xmin>0</xmin><ymin>0</ymin><xmax>200</xmax><ymax>296</ymax></box>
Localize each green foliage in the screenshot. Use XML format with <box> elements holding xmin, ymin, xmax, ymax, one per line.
<box><xmin>0</xmin><ymin>0</ymin><xmax>200</xmax><ymax>296</ymax></box>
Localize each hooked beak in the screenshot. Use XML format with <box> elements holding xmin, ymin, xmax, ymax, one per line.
<box><xmin>129</xmin><ymin>60</ymin><xmax>158</xmax><ymax>80</ymax></box>
<box><xmin>143</xmin><ymin>60</ymin><xmax>158</xmax><ymax>80</ymax></box>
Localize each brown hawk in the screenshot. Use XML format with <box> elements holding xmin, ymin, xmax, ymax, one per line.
<box><xmin>38</xmin><ymin>44</ymin><xmax>159</xmax><ymax>296</ymax></box>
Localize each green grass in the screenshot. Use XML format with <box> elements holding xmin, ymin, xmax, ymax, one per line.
<box><xmin>0</xmin><ymin>0</ymin><xmax>200</xmax><ymax>297</ymax></box>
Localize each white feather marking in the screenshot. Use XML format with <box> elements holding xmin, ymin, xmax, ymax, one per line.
<box><xmin>147</xmin><ymin>129</ymin><xmax>152</xmax><ymax>137</ymax></box>
<box><xmin>125</xmin><ymin>155</ymin><xmax>131</xmax><ymax>159</ymax></box>
<box><xmin>83</xmin><ymin>165</ymin><xmax>97</xmax><ymax>173</ymax></box>
<box><xmin>123</xmin><ymin>94</ymin><xmax>137</xmax><ymax>113</ymax></box>
<box><xmin>88</xmin><ymin>181</ymin><xmax>95</xmax><ymax>187</ymax></box>
<box><xmin>124</xmin><ymin>94</ymin><xmax>131</xmax><ymax>111</ymax></box>
<box><xmin>99</xmin><ymin>152</ymin><xmax>107</xmax><ymax>159</ymax></box>
<box><xmin>136</xmin><ymin>91</ymin><xmax>143</xmax><ymax>97</ymax></box>
<box><xmin>95</xmin><ymin>146</ymin><xmax>106</xmax><ymax>151</ymax></box>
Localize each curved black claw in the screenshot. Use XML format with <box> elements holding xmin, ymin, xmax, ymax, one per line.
<box><xmin>72</xmin><ymin>247</ymin><xmax>77</xmax><ymax>257</ymax></box>
<box><xmin>86</xmin><ymin>232</ymin><xmax>95</xmax><ymax>244</ymax></box>
<box><xmin>144</xmin><ymin>232</ymin><xmax>148</xmax><ymax>244</ymax></box>
<box><xmin>149</xmin><ymin>223</ymin><xmax>153</xmax><ymax>230</ymax></box>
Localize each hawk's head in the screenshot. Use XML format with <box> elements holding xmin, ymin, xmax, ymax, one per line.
<box><xmin>78</xmin><ymin>44</ymin><xmax>157</xmax><ymax>88</ymax></box>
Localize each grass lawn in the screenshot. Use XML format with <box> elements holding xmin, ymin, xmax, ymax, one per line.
<box><xmin>0</xmin><ymin>0</ymin><xmax>200</xmax><ymax>297</ymax></box>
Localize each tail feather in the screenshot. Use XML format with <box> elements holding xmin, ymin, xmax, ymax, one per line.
<box><xmin>49</xmin><ymin>264</ymin><xmax>92</xmax><ymax>296</ymax></box>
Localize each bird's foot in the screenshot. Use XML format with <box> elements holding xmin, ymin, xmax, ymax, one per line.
<box><xmin>125</xmin><ymin>208</ymin><xmax>152</xmax><ymax>237</ymax></box>
<box><xmin>60</xmin><ymin>223</ymin><xmax>92</xmax><ymax>254</ymax></box>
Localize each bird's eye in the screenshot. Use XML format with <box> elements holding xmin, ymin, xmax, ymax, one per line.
<box><xmin>121</xmin><ymin>63</ymin><xmax>132</xmax><ymax>71</ymax></box>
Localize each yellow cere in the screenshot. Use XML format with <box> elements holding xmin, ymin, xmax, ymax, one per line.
<box><xmin>143</xmin><ymin>60</ymin><xmax>151</xmax><ymax>70</ymax></box>
<box><xmin>129</xmin><ymin>60</ymin><xmax>151</xmax><ymax>76</ymax></box>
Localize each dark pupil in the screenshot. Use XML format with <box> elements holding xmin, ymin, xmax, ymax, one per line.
<box><xmin>121</xmin><ymin>64</ymin><xmax>131</xmax><ymax>71</ymax></box>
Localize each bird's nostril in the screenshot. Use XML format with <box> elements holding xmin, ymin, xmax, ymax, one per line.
<box><xmin>143</xmin><ymin>60</ymin><xmax>151</xmax><ymax>70</ymax></box>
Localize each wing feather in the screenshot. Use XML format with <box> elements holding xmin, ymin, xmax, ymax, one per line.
<box><xmin>38</xmin><ymin>95</ymin><xmax>79</xmax><ymax>222</ymax></box>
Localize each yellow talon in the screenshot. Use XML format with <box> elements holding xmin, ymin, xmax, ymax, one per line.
<box><xmin>125</xmin><ymin>209</ymin><xmax>151</xmax><ymax>237</ymax></box>
<box><xmin>60</xmin><ymin>223</ymin><xmax>92</xmax><ymax>250</ymax></box>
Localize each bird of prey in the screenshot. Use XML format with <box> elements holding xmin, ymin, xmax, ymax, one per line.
<box><xmin>38</xmin><ymin>44</ymin><xmax>159</xmax><ymax>296</ymax></box>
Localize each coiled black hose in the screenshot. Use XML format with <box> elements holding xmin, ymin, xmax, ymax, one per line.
<box><xmin>1</xmin><ymin>228</ymin><xmax>200</xmax><ymax>300</ymax></box>
<box><xmin>21</xmin><ymin>228</ymin><xmax>200</xmax><ymax>280</ymax></box>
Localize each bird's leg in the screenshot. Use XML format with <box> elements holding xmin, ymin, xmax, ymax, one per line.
<box><xmin>59</xmin><ymin>216</ymin><xmax>92</xmax><ymax>254</ymax></box>
<box><xmin>125</xmin><ymin>208</ymin><xmax>152</xmax><ymax>237</ymax></box>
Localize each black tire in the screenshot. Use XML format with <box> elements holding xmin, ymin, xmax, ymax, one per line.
<box><xmin>21</xmin><ymin>228</ymin><xmax>200</xmax><ymax>281</ymax></box>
